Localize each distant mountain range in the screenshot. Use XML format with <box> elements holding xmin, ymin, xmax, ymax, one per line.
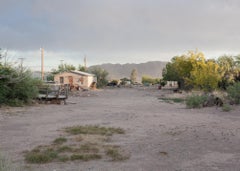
<box><xmin>89</xmin><ymin>61</ymin><xmax>167</xmax><ymax>81</ymax></box>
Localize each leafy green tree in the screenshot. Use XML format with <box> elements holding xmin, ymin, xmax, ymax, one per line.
<box><xmin>188</xmin><ymin>58</ymin><xmax>221</xmax><ymax>92</ymax></box>
<box><xmin>88</xmin><ymin>67</ymin><xmax>108</xmax><ymax>88</ymax></box>
<box><xmin>162</xmin><ymin>55</ymin><xmax>192</xmax><ymax>89</ymax></box>
<box><xmin>142</xmin><ymin>75</ymin><xmax>160</xmax><ymax>85</ymax></box>
<box><xmin>235</xmin><ymin>54</ymin><xmax>240</xmax><ymax>67</ymax></box>
<box><xmin>0</xmin><ymin>53</ymin><xmax>41</xmax><ymax>106</ymax></box>
<box><xmin>47</xmin><ymin>63</ymin><xmax>76</xmax><ymax>81</ymax></box>
<box><xmin>58</xmin><ymin>63</ymin><xmax>76</xmax><ymax>72</ymax></box>
<box><xmin>234</xmin><ymin>55</ymin><xmax>240</xmax><ymax>81</ymax></box>
<box><xmin>163</xmin><ymin>50</ymin><xmax>222</xmax><ymax>92</ymax></box>
<box><xmin>78</xmin><ymin>65</ymin><xmax>87</xmax><ymax>72</ymax></box>
<box><xmin>217</xmin><ymin>55</ymin><xmax>236</xmax><ymax>89</ymax></box>
<box><xmin>130</xmin><ymin>68</ymin><xmax>137</xmax><ymax>83</ymax></box>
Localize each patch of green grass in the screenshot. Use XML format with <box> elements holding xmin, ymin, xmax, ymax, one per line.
<box><xmin>58</xmin><ymin>155</ymin><xmax>69</xmax><ymax>162</ymax></box>
<box><xmin>56</xmin><ymin>146</ymin><xmax>73</xmax><ymax>153</ymax></box>
<box><xmin>24</xmin><ymin>125</ymin><xmax>129</xmax><ymax>164</ymax></box>
<box><xmin>65</xmin><ymin>125</ymin><xmax>125</xmax><ymax>136</ymax></box>
<box><xmin>70</xmin><ymin>154</ymin><xmax>102</xmax><ymax>161</ymax></box>
<box><xmin>53</xmin><ymin>137</ymin><xmax>67</xmax><ymax>145</ymax></box>
<box><xmin>105</xmin><ymin>147</ymin><xmax>128</xmax><ymax>161</ymax></box>
<box><xmin>78</xmin><ymin>144</ymin><xmax>99</xmax><ymax>153</ymax></box>
<box><xmin>25</xmin><ymin>148</ymin><xmax>58</xmax><ymax>164</ymax></box>
<box><xmin>222</xmin><ymin>104</ymin><xmax>232</xmax><ymax>112</ymax></box>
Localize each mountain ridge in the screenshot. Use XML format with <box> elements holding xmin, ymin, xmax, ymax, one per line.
<box><xmin>89</xmin><ymin>61</ymin><xmax>168</xmax><ymax>81</ymax></box>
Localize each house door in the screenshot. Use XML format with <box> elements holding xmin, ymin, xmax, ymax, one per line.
<box><xmin>68</xmin><ymin>76</ymin><xmax>73</xmax><ymax>85</ymax></box>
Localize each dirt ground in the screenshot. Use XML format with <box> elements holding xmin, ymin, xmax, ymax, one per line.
<box><xmin>1</xmin><ymin>87</ymin><xmax>240</xmax><ymax>171</ymax></box>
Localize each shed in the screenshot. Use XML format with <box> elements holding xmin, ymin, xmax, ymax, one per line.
<box><xmin>54</xmin><ymin>70</ymin><xmax>96</xmax><ymax>89</ymax></box>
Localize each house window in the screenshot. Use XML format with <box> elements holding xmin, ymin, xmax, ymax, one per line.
<box><xmin>60</xmin><ymin>77</ymin><xmax>64</xmax><ymax>84</ymax></box>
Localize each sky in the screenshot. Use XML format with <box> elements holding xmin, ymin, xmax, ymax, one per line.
<box><xmin>1</xmin><ymin>0</ymin><xmax>240</xmax><ymax>71</ymax></box>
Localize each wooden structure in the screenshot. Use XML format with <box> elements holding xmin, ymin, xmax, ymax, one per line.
<box><xmin>37</xmin><ymin>83</ymin><xmax>69</xmax><ymax>104</ymax></box>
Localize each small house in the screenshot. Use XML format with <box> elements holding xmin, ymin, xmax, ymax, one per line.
<box><xmin>54</xmin><ymin>70</ymin><xmax>96</xmax><ymax>89</ymax></box>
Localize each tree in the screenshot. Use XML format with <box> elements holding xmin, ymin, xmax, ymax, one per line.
<box><xmin>78</xmin><ymin>65</ymin><xmax>87</xmax><ymax>72</ymax></box>
<box><xmin>47</xmin><ymin>63</ymin><xmax>77</xmax><ymax>81</ymax></box>
<box><xmin>217</xmin><ymin>55</ymin><xmax>236</xmax><ymax>89</ymax></box>
<box><xmin>88</xmin><ymin>67</ymin><xmax>108</xmax><ymax>88</ymax></box>
<box><xmin>130</xmin><ymin>68</ymin><xmax>137</xmax><ymax>83</ymax></box>
<box><xmin>234</xmin><ymin>55</ymin><xmax>240</xmax><ymax>81</ymax></box>
<box><xmin>162</xmin><ymin>55</ymin><xmax>193</xmax><ymax>89</ymax></box>
<box><xmin>0</xmin><ymin>51</ymin><xmax>41</xmax><ymax>106</ymax></box>
<box><xmin>58</xmin><ymin>63</ymin><xmax>76</xmax><ymax>73</ymax></box>
<box><xmin>188</xmin><ymin>58</ymin><xmax>221</xmax><ymax>92</ymax></box>
<box><xmin>120</xmin><ymin>77</ymin><xmax>130</xmax><ymax>85</ymax></box>
<box><xmin>163</xmin><ymin>50</ymin><xmax>222</xmax><ymax>92</ymax></box>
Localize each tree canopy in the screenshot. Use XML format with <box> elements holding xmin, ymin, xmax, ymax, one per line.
<box><xmin>162</xmin><ymin>50</ymin><xmax>240</xmax><ymax>92</ymax></box>
<box><xmin>88</xmin><ymin>66</ymin><xmax>108</xmax><ymax>88</ymax></box>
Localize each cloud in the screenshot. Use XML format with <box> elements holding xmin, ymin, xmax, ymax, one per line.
<box><xmin>1</xmin><ymin>0</ymin><xmax>240</xmax><ymax>67</ymax></box>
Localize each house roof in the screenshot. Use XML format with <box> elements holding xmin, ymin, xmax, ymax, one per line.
<box><xmin>69</xmin><ymin>70</ymin><xmax>95</xmax><ymax>76</ymax></box>
<box><xmin>54</xmin><ymin>70</ymin><xmax>95</xmax><ymax>77</ymax></box>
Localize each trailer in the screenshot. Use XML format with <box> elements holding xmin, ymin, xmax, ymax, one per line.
<box><xmin>37</xmin><ymin>83</ymin><xmax>69</xmax><ymax>104</ymax></box>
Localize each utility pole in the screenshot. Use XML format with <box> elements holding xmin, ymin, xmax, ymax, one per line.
<box><xmin>84</xmin><ymin>55</ymin><xmax>87</xmax><ymax>69</ymax></box>
<box><xmin>18</xmin><ymin>57</ymin><xmax>25</xmax><ymax>71</ymax></box>
<box><xmin>41</xmin><ymin>48</ymin><xmax>44</xmax><ymax>81</ymax></box>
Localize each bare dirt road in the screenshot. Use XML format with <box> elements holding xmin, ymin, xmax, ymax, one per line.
<box><xmin>1</xmin><ymin>87</ymin><xmax>240</xmax><ymax>171</ymax></box>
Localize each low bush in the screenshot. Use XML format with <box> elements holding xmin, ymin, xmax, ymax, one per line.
<box><xmin>186</xmin><ymin>94</ymin><xmax>207</xmax><ymax>108</ymax></box>
<box><xmin>53</xmin><ymin>137</ymin><xmax>67</xmax><ymax>145</ymax></box>
<box><xmin>25</xmin><ymin>148</ymin><xmax>58</xmax><ymax>164</ymax></box>
<box><xmin>0</xmin><ymin>63</ymin><xmax>41</xmax><ymax>106</ymax></box>
<box><xmin>227</xmin><ymin>82</ymin><xmax>240</xmax><ymax>104</ymax></box>
<box><xmin>222</xmin><ymin>104</ymin><xmax>232</xmax><ymax>112</ymax></box>
<box><xmin>105</xmin><ymin>147</ymin><xmax>128</xmax><ymax>161</ymax></box>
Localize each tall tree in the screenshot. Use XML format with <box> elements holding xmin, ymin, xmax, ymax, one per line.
<box><xmin>130</xmin><ymin>68</ymin><xmax>137</xmax><ymax>83</ymax></box>
<box><xmin>217</xmin><ymin>55</ymin><xmax>236</xmax><ymax>89</ymax></box>
<box><xmin>163</xmin><ymin>50</ymin><xmax>222</xmax><ymax>92</ymax></box>
<box><xmin>78</xmin><ymin>65</ymin><xmax>87</xmax><ymax>72</ymax></box>
<box><xmin>88</xmin><ymin>67</ymin><xmax>108</xmax><ymax>88</ymax></box>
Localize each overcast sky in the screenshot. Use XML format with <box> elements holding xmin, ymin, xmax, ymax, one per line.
<box><xmin>1</xmin><ymin>0</ymin><xmax>240</xmax><ymax>70</ymax></box>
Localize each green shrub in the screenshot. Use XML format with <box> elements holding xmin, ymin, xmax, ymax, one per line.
<box><xmin>186</xmin><ymin>94</ymin><xmax>207</xmax><ymax>108</ymax></box>
<box><xmin>25</xmin><ymin>148</ymin><xmax>58</xmax><ymax>164</ymax></box>
<box><xmin>53</xmin><ymin>137</ymin><xmax>67</xmax><ymax>145</ymax></box>
<box><xmin>0</xmin><ymin>63</ymin><xmax>41</xmax><ymax>106</ymax></box>
<box><xmin>222</xmin><ymin>104</ymin><xmax>232</xmax><ymax>112</ymax></box>
<box><xmin>105</xmin><ymin>147</ymin><xmax>128</xmax><ymax>161</ymax></box>
<box><xmin>227</xmin><ymin>82</ymin><xmax>240</xmax><ymax>104</ymax></box>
